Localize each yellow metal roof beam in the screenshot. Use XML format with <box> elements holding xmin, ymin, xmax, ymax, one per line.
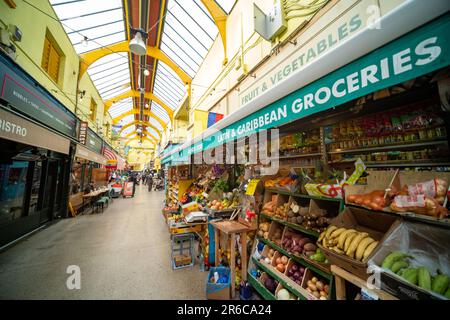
<box><xmin>112</xmin><ymin>109</ymin><xmax>167</xmax><ymax>129</ymax></box>
<box><xmin>79</xmin><ymin>41</ymin><xmax>191</xmax><ymax>85</ymax></box>
<box><xmin>200</xmin><ymin>0</ymin><xmax>228</xmax><ymax>65</ymax></box>
<box><xmin>125</xmin><ymin>137</ymin><xmax>156</xmax><ymax>147</ymax></box>
<box><xmin>104</xmin><ymin>89</ymin><xmax>174</xmax><ymax>119</ymax></box>
<box><xmin>118</xmin><ymin>120</ymin><xmax>162</xmax><ymax>138</ymax></box>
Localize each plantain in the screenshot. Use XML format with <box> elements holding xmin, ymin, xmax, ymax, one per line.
<box><xmin>362</xmin><ymin>241</ymin><xmax>379</xmax><ymax>261</ymax></box>
<box><xmin>325</xmin><ymin>226</ymin><xmax>338</xmax><ymax>239</ymax></box>
<box><xmin>344</xmin><ymin>233</ymin><xmax>358</xmax><ymax>252</ymax></box>
<box><xmin>330</xmin><ymin>227</ymin><xmax>347</xmax><ymax>239</ymax></box>
<box><xmin>355</xmin><ymin>237</ymin><xmax>375</xmax><ymax>261</ymax></box>
<box><xmin>337</xmin><ymin>229</ymin><xmax>357</xmax><ymax>249</ymax></box>
<box><xmin>417</xmin><ymin>267</ymin><xmax>431</xmax><ymax>290</ymax></box>
<box><xmin>346</xmin><ymin>232</ymin><xmax>369</xmax><ymax>259</ymax></box>
<box><xmin>390</xmin><ymin>260</ymin><xmax>409</xmax><ymax>274</ymax></box>
<box><xmin>381</xmin><ymin>251</ymin><xmax>411</xmax><ymax>270</ymax></box>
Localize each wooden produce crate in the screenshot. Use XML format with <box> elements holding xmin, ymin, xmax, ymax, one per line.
<box><xmin>173</xmin><ymin>254</ymin><xmax>192</xmax><ymax>267</ymax></box>
<box><xmin>317</xmin><ymin>206</ymin><xmax>400</xmax><ymax>280</ymax></box>
<box><xmin>169</xmin><ymin>223</ymin><xmax>204</xmax><ymax>235</ymax></box>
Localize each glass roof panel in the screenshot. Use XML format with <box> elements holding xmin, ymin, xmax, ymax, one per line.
<box><xmin>151</xmin><ymin>102</ymin><xmax>171</xmax><ymax>123</ymax></box>
<box><xmin>108</xmin><ymin>98</ymin><xmax>133</xmax><ymax>118</ymax></box>
<box><xmin>102</xmin><ymin>86</ymin><xmax>131</xmax><ymax>101</ymax></box>
<box><xmin>148</xmin><ymin>118</ymin><xmax>164</xmax><ymax>132</ymax></box>
<box><xmin>121</xmin><ymin>126</ymin><xmax>136</xmax><ymax>136</ymax></box>
<box><xmin>119</xmin><ymin>114</ymin><xmax>136</xmax><ymax>126</ymax></box>
<box><xmin>144</xmin><ymin>127</ymin><xmax>160</xmax><ymax>139</ymax></box>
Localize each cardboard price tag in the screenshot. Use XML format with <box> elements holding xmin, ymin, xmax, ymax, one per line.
<box><xmin>346</xmin><ymin>158</ymin><xmax>366</xmax><ymax>186</ymax></box>
<box><xmin>246</xmin><ymin>179</ymin><xmax>260</xmax><ymax>195</ymax></box>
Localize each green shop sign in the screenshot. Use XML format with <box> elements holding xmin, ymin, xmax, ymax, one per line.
<box><xmin>0</xmin><ymin>53</ymin><xmax>77</xmax><ymax>138</ymax></box>
<box><xmin>209</xmin><ymin>14</ymin><xmax>450</xmax><ymax>152</ymax></box>
<box><xmin>167</xmin><ymin>14</ymin><xmax>450</xmax><ymax>163</ymax></box>
<box><xmin>86</xmin><ymin>128</ymin><xmax>103</xmax><ymax>154</ymax></box>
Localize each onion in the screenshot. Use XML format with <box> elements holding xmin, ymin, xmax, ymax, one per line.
<box><xmin>291</xmin><ymin>264</ymin><xmax>298</xmax><ymax>272</ymax></box>
<box><xmin>276</xmin><ymin>264</ymin><xmax>285</xmax><ymax>273</ymax></box>
<box><xmin>293</xmin><ymin>271</ymin><xmax>301</xmax><ymax>279</ymax></box>
<box><xmin>299</xmin><ymin>267</ymin><xmax>305</xmax><ymax>274</ymax></box>
<box><xmin>276</xmin><ymin>257</ymin><xmax>282</xmax><ymax>265</ymax></box>
<box><xmin>281</xmin><ymin>256</ymin><xmax>289</xmax><ymax>265</ymax></box>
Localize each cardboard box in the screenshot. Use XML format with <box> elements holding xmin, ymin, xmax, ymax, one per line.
<box><xmin>317</xmin><ymin>206</ymin><xmax>400</xmax><ymax>280</ymax></box>
<box><xmin>302</xmin><ymin>268</ymin><xmax>330</xmax><ymax>300</ymax></box>
<box><xmin>267</xmin><ymin>221</ymin><xmax>285</xmax><ymax>246</ymax></box>
<box><xmin>275</xmin><ymin>282</ymin><xmax>299</xmax><ymax>300</ymax></box>
<box><xmin>283</xmin><ymin>259</ymin><xmax>307</xmax><ymax>294</ymax></box>
<box><xmin>345</xmin><ymin>170</ymin><xmax>450</xmax><ymax>223</ymax></box>
<box><xmin>368</xmin><ymin>221</ymin><xmax>450</xmax><ymax>300</ymax></box>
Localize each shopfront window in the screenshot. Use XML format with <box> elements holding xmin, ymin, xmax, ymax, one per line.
<box><xmin>0</xmin><ymin>161</ymin><xmax>29</xmax><ymax>226</ymax></box>
<box><xmin>28</xmin><ymin>161</ymin><xmax>42</xmax><ymax>215</ymax></box>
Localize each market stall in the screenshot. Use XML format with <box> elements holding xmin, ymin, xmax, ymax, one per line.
<box><xmin>160</xmin><ymin>12</ymin><xmax>450</xmax><ymax>301</ymax></box>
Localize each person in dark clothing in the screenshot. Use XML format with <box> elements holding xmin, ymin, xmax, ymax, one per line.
<box><xmin>128</xmin><ymin>174</ymin><xmax>137</xmax><ymax>197</ymax></box>
<box><xmin>147</xmin><ymin>174</ymin><xmax>153</xmax><ymax>192</ymax></box>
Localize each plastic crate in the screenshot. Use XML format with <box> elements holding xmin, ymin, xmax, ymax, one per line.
<box><xmin>206</xmin><ymin>267</ymin><xmax>231</xmax><ymax>300</ymax></box>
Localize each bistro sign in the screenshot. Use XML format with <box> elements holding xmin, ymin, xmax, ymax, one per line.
<box><xmin>0</xmin><ymin>107</ymin><xmax>70</xmax><ymax>154</ymax></box>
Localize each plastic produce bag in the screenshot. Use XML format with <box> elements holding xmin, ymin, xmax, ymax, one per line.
<box><xmin>368</xmin><ymin>221</ymin><xmax>450</xmax><ymax>298</ymax></box>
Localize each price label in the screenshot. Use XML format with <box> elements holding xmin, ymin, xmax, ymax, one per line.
<box><xmin>346</xmin><ymin>158</ymin><xmax>366</xmax><ymax>185</ymax></box>
<box><xmin>246</xmin><ymin>179</ymin><xmax>260</xmax><ymax>195</ymax></box>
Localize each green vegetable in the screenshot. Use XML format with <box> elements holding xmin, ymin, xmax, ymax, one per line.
<box><xmin>382</xmin><ymin>251</ymin><xmax>411</xmax><ymax>269</ymax></box>
<box><xmin>431</xmin><ymin>274</ymin><xmax>450</xmax><ymax>295</ymax></box>
<box><xmin>417</xmin><ymin>267</ymin><xmax>431</xmax><ymax>290</ymax></box>
<box><xmin>444</xmin><ymin>287</ymin><xmax>450</xmax><ymax>299</ymax></box>
<box><xmin>402</xmin><ymin>268</ymin><xmax>418</xmax><ymax>285</ymax></box>
<box><xmin>390</xmin><ymin>261</ymin><xmax>409</xmax><ymax>274</ymax></box>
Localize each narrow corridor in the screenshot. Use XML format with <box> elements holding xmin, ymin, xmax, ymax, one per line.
<box><xmin>0</xmin><ymin>186</ymin><xmax>206</xmax><ymax>299</ymax></box>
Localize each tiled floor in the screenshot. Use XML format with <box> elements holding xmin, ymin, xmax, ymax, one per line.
<box><xmin>0</xmin><ymin>185</ymin><xmax>207</xmax><ymax>299</ymax></box>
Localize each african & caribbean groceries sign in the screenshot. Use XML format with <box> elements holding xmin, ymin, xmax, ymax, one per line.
<box><xmin>187</xmin><ymin>14</ymin><xmax>450</xmax><ymax>156</ymax></box>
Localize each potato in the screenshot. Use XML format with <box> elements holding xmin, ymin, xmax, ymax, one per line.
<box><xmin>257</xmin><ymin>230</ymin><xmax>264</xmax><ymax>237</ymax></box>
<box><xmin>324</xmin><ymin>284</ymin><xmax>329</xmax><ymax>294</ymax></box>
<box><xmin>311</xmin><ymin>277</ymin><xmax>318</xmax><ymax>284</ymax></box>
<box><xmin>308</xmin><ymin>283</ymin><xmax>317</xmax><ymax>292</ymax></box>
<box><xmin>320</xmin><ymin>290</ymin><xmax>327</xmax><ymax>298</ymax></box>
<box><xmin>263</xmin><ymin>232</ymin><xmax>269</xmax><ymax>239</ymax></box>
<box><xmin>313</xmin><ymin>291</ymin><xmax>320</xmax><ymax>299</ymax></box>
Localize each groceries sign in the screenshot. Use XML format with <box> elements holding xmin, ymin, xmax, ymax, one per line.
<box><xmin>170</xmin><ymin>13</ymin><xmax>450</xmax><ymax>161</ymax></box>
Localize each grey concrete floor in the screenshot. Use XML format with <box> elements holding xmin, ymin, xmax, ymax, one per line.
<box><xmin>0</xmin><ymin>185</ymin><xmax>207</xmax><ymax>299</ymax></box>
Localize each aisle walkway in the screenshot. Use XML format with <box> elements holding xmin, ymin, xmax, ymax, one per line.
<box><xmin>0</xmin><ymin>185</ymin><xmax>206</xmax><ymax>299</ymax></box>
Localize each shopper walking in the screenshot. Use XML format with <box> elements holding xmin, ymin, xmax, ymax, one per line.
<box><xmin>128</xmin><ymin>174</ymin><xmax>137</xmax><ymax>197</ymax></box>
<box><xmin>147</xmin><ymin>173</ymin><xmax>153</xmax><ymax>192</ymax></box>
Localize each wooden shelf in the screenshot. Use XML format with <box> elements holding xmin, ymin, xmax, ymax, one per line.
<box><xmin>259</xmin><ymin>213</ymin><xmax>320</xmax><ymax>238</ymax></box>
<box><xmin>331</xmin><ymin>265</ymin><xmax>398</xmax><ymax>300</ymax></box>
<box><xmin>257</xmin><ymin>236</ymin><xmax>332</xmax><ymax>280</ymax></box>
<box><xmin>329</xmin><ymin>159</ymin><xmax>450</xmax><ymax>167</ymax></box>
<box><xmin>266</xmin><ymin>188</ymin><xmax>344</xmax><ymax>204</ymax></box>
<box><xmin>247</xmin><ymin>273</ymin><xmax>276</xmax><ymax>300</ymax></box>
<box><xmin>252</xmin><ymin>258</ymin><xmax>307</xmax><ymax>300</ymax></box>
<box><xmin>327</xmin><ymin>139</ymin><xmax>448</xmax><ymax>155</ymax></box>
<box><xmin>275</xmin><ymin>153</ymin><xmax>322</xmax><ymax>160</ymax></box>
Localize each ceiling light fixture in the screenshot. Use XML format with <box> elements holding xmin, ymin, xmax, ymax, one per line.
<box><xmin>129</xmin><ymin>29</ymin><xmax>148</xmax><ymax>56</ymax></box>
<box><xmin>145</xmin><ymin>103</ymin><xmax>149</xmax><ymax>109</ymax></box>
<box><xmin>143</xmin><ymin>69</ymin><xmax>150</xmax><ymax>77</ymax></box>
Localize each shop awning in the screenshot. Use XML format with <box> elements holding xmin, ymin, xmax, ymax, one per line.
<box><xmin>75</xmin><ymin>144</ymin><xmax>107</xmax><ymax>165</ymax></box>
<box><xmin>163</xmin><ymin>0</ymin><xmax>450</xmax><ymax>163</ymax></box>
<box><xmin>0</xmin><ymin>107</ymin><xmax>70</xmax><ymax>155</ymax></box>
<box><xmin>102</xmin><ymin>146</ymin><xmax>118</xmax><ymax>168</ymax></box>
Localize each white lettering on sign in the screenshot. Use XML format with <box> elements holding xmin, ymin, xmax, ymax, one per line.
<box><xmin>291</xmin><ymin>37</ymin><xmax>441</xmax><ymax>115</ymax></box>
<box><xmin>0</xmin><ymin>118</ymin><xmax>27</xmax><ymax>137</ymax></box>
<box><xmin>239</xmin><ymin>5</ymin><xmax>374</xmax><ymax>106</ymax></box>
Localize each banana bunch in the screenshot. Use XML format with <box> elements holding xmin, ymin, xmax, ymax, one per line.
<box><xmin>318</xmin><ymin>226</ymin><xmax>379</xmax><ymax>261</ymax></box>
